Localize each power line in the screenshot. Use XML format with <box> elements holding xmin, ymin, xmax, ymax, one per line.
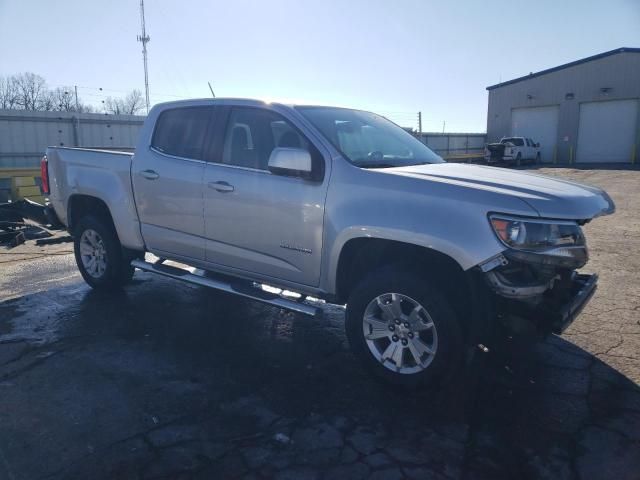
<box><xmin>41</xmin><ymin>86</ymin><xmax>430</xmax><ymax>129</ymax></box>
<box><xmin>50</xmin><ymin>85</ymin><xmax>190</xmax><ymax>99</ymax></box>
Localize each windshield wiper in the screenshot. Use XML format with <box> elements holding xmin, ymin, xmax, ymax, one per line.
<box><xmin>359</xmin><ymin>161</ymin><xmax>434</xmax><ymax>169</ymax></box>
<box><xmin>357</xmin><ymin>163</ymin><xmax>398</xmax><ymax>169</ymax></box>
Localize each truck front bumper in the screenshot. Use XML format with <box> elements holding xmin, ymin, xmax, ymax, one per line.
<box><xmin>487</xmin><ymin>271</ymin><xmax>598</xmax><ymax>337</ymax></box>
<box><xmin>533</xmin><ymin>273</ymin><xmax>597</xmax><ymax>334</ymax></box>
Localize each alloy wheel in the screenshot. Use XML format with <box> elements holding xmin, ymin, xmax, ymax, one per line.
<box><xmin>79</xmin><ymin>229</ymin><xmax>108</xmax><ymax>278</ymax></box>
<box><xmin>362</xmin><ymin>293</ymin><xmax>438</xmax><ymax>374</ymax></box>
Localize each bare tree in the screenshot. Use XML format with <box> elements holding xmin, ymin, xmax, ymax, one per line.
<box><xmin>77</xmin><ymin>103</ymin><xmax>95</xmax><ymax>113</ymax></box>
<box><xmin>103</xmin><ymin>96</ymin><xmax>123</xmax><ymax>115</ymax></box>
<box><xmin>1</xmin><ymin>72</ymin><xmax>138</xmax><ymax>114</ymax></box>
<box><xmin>49</xmin><ymin>87</ymin><xmax>76</xmax><ymax>111</ymax></box>
<box><xmin>124</xmin><ymin>89</ymin><xmax>144</xmax><ymax>114</ymax></box>
<box><xmin>45</xmin><ymin>86</ymin><xmax>93</xmax><ymax>113</ymax></box>
<box><xmin>104</xmin><ymin>89</ymin><xmax>145</xmax><ymax>115</ymax></box>
<box><xmin>13</xmin><ymin>72</ymin><xmax>48</xmax><ymax>110</ymax></box>
<box><xmin>0</xmin><ymin>75</ymin><xmax>19</xmax><ymax>109</ymax></box>
<box><xmin>39</xmin><ymin>90</ymin><xmax>56</xmax><ymax>111</ymax></box>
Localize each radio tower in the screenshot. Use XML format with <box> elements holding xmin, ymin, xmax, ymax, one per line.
<box><xmin>137</xmin><ymin>0</ymin><xmax>151</xmax><ymax>113</ymax></box>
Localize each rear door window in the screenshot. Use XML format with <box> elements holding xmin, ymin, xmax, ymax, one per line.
<box><xmin>151</xmin><ymin>107</ymin><xmax>213</xmax><ymax>160</ymax></box>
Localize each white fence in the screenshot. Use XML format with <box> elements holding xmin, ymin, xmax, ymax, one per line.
<box><xmin>0</xmin><ymin>110</ymin><xmax>489</xmax><ymax>168</ymax></box>
<box><xmin>0</xmin><ymin>109</ymin><xmax>145</xmax><ymax>168</ymax></box>
<box><xmin>415</xmin><ymin>132</ymin><xmax>487</xmax><ymax>158</ymax></box>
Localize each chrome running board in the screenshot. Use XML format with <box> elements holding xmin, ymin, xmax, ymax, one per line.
<box><xmin>131</xmin><ymin>259</ymin><xmax>322</xmax><ymax>318</ymax></box>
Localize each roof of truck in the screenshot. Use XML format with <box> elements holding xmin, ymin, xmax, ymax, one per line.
<box><xmin>154</xmin><ymin>97</ymin><xmax>270</xmax><ymax>107</ymax></box>
<box><xmin>152</xmin><ymin>98</ymin><xmax>367</xmax><ymax>110</ymax></box>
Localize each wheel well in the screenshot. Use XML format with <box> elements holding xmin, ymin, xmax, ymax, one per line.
<box><xmin>67</xmin><ymin>195</ymin><xmax>115</xmax><ymax>235</ymax></box>
<box><xmin>335</xmin><ymin>238</ymin><xmax>474</xmax><ymax>332</ymax></box>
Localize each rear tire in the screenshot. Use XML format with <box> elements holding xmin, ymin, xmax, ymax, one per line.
<box><xmin>73</xmin><ymin>215</ymin><xmax>134</xmax><ymax>290</ymax></box>
<box><xmin>345</xmin><ymin>265</ymin><xmax>463</xmax><ymax>389</ymax></box>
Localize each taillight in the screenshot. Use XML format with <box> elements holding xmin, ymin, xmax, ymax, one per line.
<box><xmin>40</xmin><ymin>155</ymin><xmax>50</xmax><ymax>195</ymax></box>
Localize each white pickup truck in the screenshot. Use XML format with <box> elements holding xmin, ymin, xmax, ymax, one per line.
<box><xmin>42</xmin><ymin>99</ymin><xmax>614</xmax><ymax>388</ymax></box>
<box><xmin>485</xmin><ymin>137</ymin><xmax>541</xmax><ymax>165</ymax></box>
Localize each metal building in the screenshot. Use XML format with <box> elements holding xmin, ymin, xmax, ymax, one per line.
<box><xmin>486</xmin><ymin>47</ymin><xmax>640</xmax><ymax>164</ymax></box>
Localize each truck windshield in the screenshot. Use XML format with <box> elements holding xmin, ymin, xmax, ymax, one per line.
<box><xmin>296</xmin><ymin>106</ymin><xmax>444</xmax><ymax>168</ymax></box>
<box><xmin>501</xmin><ymin>137</ymin><xmax>524</xmax><ymax>146</ymax></box>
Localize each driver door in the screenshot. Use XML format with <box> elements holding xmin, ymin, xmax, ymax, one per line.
<box><xmin>202</xmin><ymin>106</ymin><xmax>330</xmax><ymax>287</ymax></box>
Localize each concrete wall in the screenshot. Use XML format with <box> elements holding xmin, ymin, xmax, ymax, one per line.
<box><xmin>486</xmin><ymin>51</ymin><xmax>640</xmax><ymax>163</ymax></box>
<box><xmin>0</xmin><ymin>109</ymin><xmax>145</xmax><ymax>168</ymax></box>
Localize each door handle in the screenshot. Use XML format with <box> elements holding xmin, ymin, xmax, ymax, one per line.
<box><xmin>208</xmin><ymin>181</ymin><xmax>234</xmax><ymax>193</ymax></box>
<box><xmin>140</xmin><ymin>169</ymin><xmax>159</xmax><ymax>180</ymax></box>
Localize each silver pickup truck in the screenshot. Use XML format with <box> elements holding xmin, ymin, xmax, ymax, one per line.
<box><xmin>42</xmin><ymin>98</ymin><xmax>615</xmax><ymax>388</ymax></box>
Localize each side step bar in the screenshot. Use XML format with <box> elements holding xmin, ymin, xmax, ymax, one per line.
<box><xmin>131</xmin><ymin>259</ymin><xmax>322</xmax><ymax>318</ymax></box>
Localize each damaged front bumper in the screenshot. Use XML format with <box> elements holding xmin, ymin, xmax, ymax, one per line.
<box><xmin>480</xmin><ymin>252</ymin><xmax>598</xmax><ymax>337</ymax></box>
<box><xmin>548</xmin><ymin>273</ymin><xmax>597</xmax><ymax>334</ymax></box>
<box><xmin>496</xmin><ymin>272</ymin><xmax>597</xmax><ymax>335</ymax></box>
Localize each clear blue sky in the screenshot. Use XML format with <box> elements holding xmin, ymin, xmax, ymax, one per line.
<box><xmin>1</xmin><ymin>0</ymin><xmax>639</xmax><ymax>131</ymax></box>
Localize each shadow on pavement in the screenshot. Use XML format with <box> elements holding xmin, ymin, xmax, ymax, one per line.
<box><xmin>1</xmin><ymin>274</ymin><xmax>639</xmax><ymax>479</ymax></box>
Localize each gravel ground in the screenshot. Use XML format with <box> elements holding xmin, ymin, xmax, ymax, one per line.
<box><xmin>0</xmin><ymin>166</ymin><xmax>638</xmax><ymax>479</ymax></box>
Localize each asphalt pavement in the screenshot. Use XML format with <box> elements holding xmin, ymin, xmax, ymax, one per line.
<box><xmin>0</xmin><ymin>167</ymin><xmax>639</xmax><ymax>480</ymax></box>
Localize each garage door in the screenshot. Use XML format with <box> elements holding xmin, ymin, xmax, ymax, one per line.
<box><xmin>577</xmin><ymin>99</ymin><xmax>639</xmax><ymax>163</ymax></box>
<box><xmin>511</xmin><ymin>106</ymin><xmax>559</xmax><ymax>163</ymax></box>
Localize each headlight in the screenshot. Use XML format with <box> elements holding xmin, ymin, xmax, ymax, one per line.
<box><xmin>489</xmin><ymin>214</ymin><xmax>587</xmax><ymax>268</ymax></box>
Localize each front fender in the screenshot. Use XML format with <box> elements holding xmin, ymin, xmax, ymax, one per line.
<box><xmin>320</xmin><ymin>160</ymin><xmax>539</xmax><ymax>295</ymax></box>
<box><xmin>322</xmin><ymin>225</ymin><xmax>505</xmax><ymax>296</ymax></box>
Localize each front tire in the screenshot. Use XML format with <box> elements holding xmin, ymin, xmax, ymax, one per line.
<box><xmin>345</xmin><ymin>265</ymin><xmax>463</xmax><ymax>388</ymax></box>
<box><xmin>73</xmin><ymin>215</ymin><xmax>134</xmax><ymax>290</ymax></box>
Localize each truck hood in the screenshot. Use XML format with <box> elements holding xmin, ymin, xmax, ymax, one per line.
<box><xmin>387</xmin><ymin>163</ymin><xmax>615</xmax><ymax>220</ymax></box>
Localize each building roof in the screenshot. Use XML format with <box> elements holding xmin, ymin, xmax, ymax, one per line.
<box><xmin>486</xmin><ymin>47</ymin><xmax>640</xmax><ymax>91</ymax></box>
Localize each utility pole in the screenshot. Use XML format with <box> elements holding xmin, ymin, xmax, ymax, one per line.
<box><xmin>137</xmin><ymin>0</ymin><xmax>151</xmax><ymax>114</ymax></box>
<box><xmin>74</xmin><ymin>85</ymin><xmax>81</xmax><ymax>146</ymax></box>
<box><xmin>74</xmin><ymin>85</ymin><xmax>79</xmax><ymax>111</ymax></box>
<box><xmin>417</xmin><ymin>111</ymin><xmax>422</xmax><ymax>135</ymax></box>
<box><xmin>208</xmin><ymin>81</ymin><xmax>216</xmax><ymax>98</ymax></box>
<box><xmin>442</xmin><ymin>120</ymin><xmax>446</xmax><ymax>134</ymax></box>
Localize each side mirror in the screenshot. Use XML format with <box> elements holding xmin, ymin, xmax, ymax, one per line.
<box><xmin>268</xmin><ymin>147</ymin><xmax>312</xmax><ymax>179</ymax></box>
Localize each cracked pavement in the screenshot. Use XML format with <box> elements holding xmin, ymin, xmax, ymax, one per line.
<box><xmin>0</xmin><ymin>167</ymin><xmax>639</xmax><ymax>479</ymax></box>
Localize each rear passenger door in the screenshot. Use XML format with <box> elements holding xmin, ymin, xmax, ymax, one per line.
<box><xmin>132</xmin><ymin>106</ymin><xmax>215</xmax><ymax>261</ymax></box>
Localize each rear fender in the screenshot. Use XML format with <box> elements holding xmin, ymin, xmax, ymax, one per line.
<box><xmin>58</xmin><ymin>161</ymin><xmax>144</xmax><ymax>250</ymax></box>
